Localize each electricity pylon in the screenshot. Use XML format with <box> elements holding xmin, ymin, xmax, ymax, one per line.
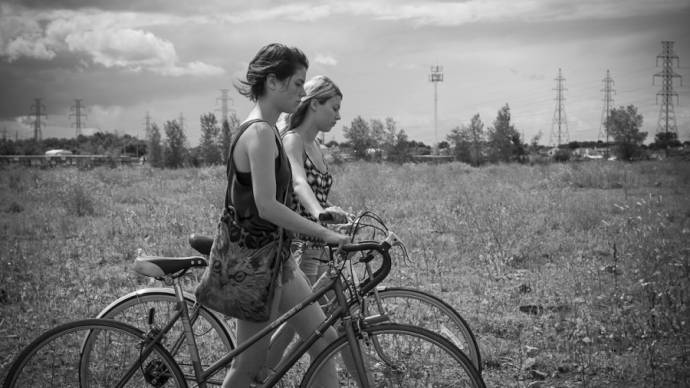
<box><xmin>550</xmin><ymin>68</ymin><xmax>569</xmax><ymax>146</ymax></box>
<box><xmin>653</xmin><ymin>41</ymin><xmax>682</xmax><ymax>136</ymax></box>
<box><xmin>599</xmin><ymin>70</ymin><xmax>615</xmax><ymax>143</ymax></box>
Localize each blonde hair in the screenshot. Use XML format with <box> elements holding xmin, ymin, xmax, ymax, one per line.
<box><xmin>285</xmin><ymin>75</ymin><xmax>342</xmax><ymax>132</ymax></box>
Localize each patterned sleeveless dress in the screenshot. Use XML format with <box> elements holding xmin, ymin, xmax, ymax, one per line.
<box><xmin>288</xmin><ymin>138</ymin><xmax>334</xmax><ymax>278</ymax></box>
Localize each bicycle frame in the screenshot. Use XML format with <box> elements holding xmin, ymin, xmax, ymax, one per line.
<box><xmin>136</xmin><ymin>240</ymin><xmax>393</xmax><ymax>387</ymax></box>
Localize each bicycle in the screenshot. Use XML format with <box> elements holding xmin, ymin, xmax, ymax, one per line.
<box><xmin>3</xmin><ymin>231</ymin><xmax>485</xmax><ymax>387</ymax></box>
<box><xmin>94</xmin><ymin>212</ymin><xmax>481</xmax><ymax>375</ymax></box>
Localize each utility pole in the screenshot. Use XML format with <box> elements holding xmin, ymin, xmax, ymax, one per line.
<box><xmin>216</xmin><ymin>89</ymin><xmax>234</xmax><ymax>124</ymax></box>
<box><xmin>653</xmin><ymin>41</ymin><xmax>682</xmax><ymax>136</ymax></box>
<box><xmin>428</xmin><ymin>65</ymin><xmax>443</xmax><ymax>151</ymax></box>
<box><xmin>30</xmin><ymin>98</ymin><xmax>46</xmax><ymax>142</ymax></box>
<box><xmin>550</xmin><ymin>68</ymin><xmax>569</xmax><ymax>146</ymax></box>
<box><xmin>70</xmin><ymin>99</ymin><xmax>87</xmax><ymax>137</ymax></box>
<box><xmin>599</xmin><ymin>70</ymin><xmax>615</xmax><ymax>145</ymax></box>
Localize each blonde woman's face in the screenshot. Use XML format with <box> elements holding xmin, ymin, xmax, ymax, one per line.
<box><xmin>314</xmin><ymin>95</ymin><xmax>341</xmax><ymax>132</ymax></box>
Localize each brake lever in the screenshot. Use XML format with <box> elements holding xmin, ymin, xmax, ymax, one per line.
<box><xmin>384</xmin><ymin>231</ymin><xmax>411</xmax><ymax>265</ymax></box>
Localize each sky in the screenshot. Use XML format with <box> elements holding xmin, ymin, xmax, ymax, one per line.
<box><xmin>1</xmin><ymin>0</ymin><xmax>689</xmax><ymax>147</ymax></box>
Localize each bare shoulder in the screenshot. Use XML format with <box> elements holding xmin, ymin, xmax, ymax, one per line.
<box><xmin>282</xmin><ymin>131</ymin><xmax>304</xmax><ymax>153</ymax></box>
<box><xmin>245</xmin><ymin>120</ymin><xmax>275</xmax><ymax>138</ymax></box>
<box><xmin>236</xmin><ymin>120</ymin><xmax>275</xmax><ymax>147</ymax></box>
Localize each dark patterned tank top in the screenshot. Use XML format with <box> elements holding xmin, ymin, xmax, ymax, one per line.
<box><xmin>225</xmin><ymin>119</ymin><xmax>294</xmax><ymax>248</ymax></box>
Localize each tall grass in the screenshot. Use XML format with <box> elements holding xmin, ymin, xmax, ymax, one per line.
<box><xmin>1</xmin><ymin>160</ymin><xmax>688</xmax><ymax>386</ymax></box>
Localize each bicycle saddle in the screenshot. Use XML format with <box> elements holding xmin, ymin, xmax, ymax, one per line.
<box><xmin>133</xmin><ymin>254</ymin><xmax>208</xmax><ymax>279</ymax></box>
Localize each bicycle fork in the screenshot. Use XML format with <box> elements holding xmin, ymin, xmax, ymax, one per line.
<box><xmin>333</xmin><ymin>278</ymin><xmax>372</xmax><ymax>388</ymax></box>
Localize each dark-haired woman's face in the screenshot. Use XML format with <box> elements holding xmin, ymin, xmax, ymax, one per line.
<box><xmin>276</xmin><ymin>66</ymin><xmax>307</xmax><ymax>114</ymax></box>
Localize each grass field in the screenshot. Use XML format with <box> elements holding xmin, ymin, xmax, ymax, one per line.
<box><xmin>1</xmin><ymin>160</ymin><xmax>689</xmax><ymax>387</ymax></box>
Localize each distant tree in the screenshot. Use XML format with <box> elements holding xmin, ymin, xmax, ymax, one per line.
<box><xmin>650</xmin><ymin>131</ymin><xmax>681</xmax><ymax>150</ymax></box>
<box><xmin>390</xmin><ymin>129</ymin><xmax>412</xmax><ymax>163</ymax></box>
<box><xmin>199</xmin><ymin>113</ymin><xmax>222</xmax><ymax>165</ymax></box>
<box><xmin>448</xmin><ymin>114</ymin><xmax>485</xmax><ymax>166</ymax></box>
<box><xmin>487</xmin><ymin>104</ymin><xmax>523</xmax><ymax>163</ymax></box>
<box><xmin>607</xmin><ymin>105</ymin><xmax>646</xmax><ymax>160</ymax></box>
<box><xmin>164</xmin><ymin>120</ymin><xmax>187</xmax><ymax>168</ymax></box>
<box><xmin>325</xmin><ymin>140</ymin><xmax>339</xmax><ymax>148</ymax></box>
<box><xmin>370</xmin><ymin>119</ymin><xmax>386</xmax><ymax>149</ymax></box>
<box><xmin>343</xmin><ymin>116</ymin><xmax>374</xmax><ymax>159</ymax></box>
<box><xmin>378</xmin><ymin>117</ymin><xmax>411</xmax><ymax>163</ymax></box>
<box><xmin>147</xmin><ymin>123</ymin><xmax>163</xmax><ymax>167</ymax></box>
<box><xmin>529</xmin><ymin>131</ymin><xmax>542</xmax><ymax>152</ymax></box>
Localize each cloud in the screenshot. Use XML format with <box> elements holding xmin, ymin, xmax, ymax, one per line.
<box><xmin>214</xmin><ymin>0</ymin><xmax>688</xmax><ymax>27</ymax></box>
<box><xmin>0</xmin><ymin>4</ymin><xmax>223</xmax><ymax>76</ymax></box>
<box><xmin>314</xmin><ymin>54</ymin><xmax>337</xmax><ymax>66</ymax></box>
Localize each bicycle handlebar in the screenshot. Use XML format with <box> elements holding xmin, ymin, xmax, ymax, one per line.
<box><xmin>327</xmin><ymin>231</ymin><xmax>401</xmax><ymax>295</ymax></box>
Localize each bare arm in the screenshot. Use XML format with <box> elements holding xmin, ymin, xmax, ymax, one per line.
<box><xmin>236</xmin><ymin>123</ymin><xmax>345</xmax><ymax>243</ymax></box>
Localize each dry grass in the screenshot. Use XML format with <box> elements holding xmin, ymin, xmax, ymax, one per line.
<box><xmin>1</xmin><ymin>160</ymin><xmax>689</xmax><ymax>387</ymax></box>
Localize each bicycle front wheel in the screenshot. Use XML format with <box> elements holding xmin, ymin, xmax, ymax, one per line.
<box><xmin>300</xmin><ymin>322</ymin><xmax>485</xmax><ymax>388</ymax></box>
<box><xmin>367</xmin><ymin>286</ymin><xmax>482</xmax><ymax>371</ymax></box>
<box><xmin>3</xmin><ymin>318</ymin><xmax>186</xmax><ymax>388</ymax></box>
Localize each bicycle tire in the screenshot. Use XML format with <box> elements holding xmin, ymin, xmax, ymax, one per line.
<box><xmin>366</xmin><ymin>286</ymin><xmax>482</xmax><ymax>372</ymax></box>
<box><xmin>300</xmin><ymin>322</ymin><xmax>485</xmax><ymax>388</ymax></box>
<box><xmin>3</xmin><ymin>318</ymin><xmax>187</xmax><ymax>388</ymax></box>
<box><xmin>93</xmin><ymin>288</ymin><xmax>234</xmax><ymax>384</ymax></box>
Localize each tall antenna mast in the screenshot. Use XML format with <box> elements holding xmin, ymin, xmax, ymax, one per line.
<box><xmin>30</xmin><ymin>98</ymin><xmax>46</xmax><ymax>142</ymax></box>
<box><xmin>429</xmin><ymin>65</ymin><xmax>444</xmax><ymax>150</ymax></box>
<box><xmin>653</xmin><ymin>41</ymin><xmax>682</xmax><ymax>136</ymax></box>
<box><xmin>598</xmin><ymin>70</ymin><xmax>615</xmax><ymax>143</ymax></box>
<box><xmin>70</xmin><ymin>99</ymin><xmax>87</xmax><ymax>137</ymax></box>
<box><xmin>550</xmin><ymin>68</ymin><xmax>569</xmax><ymax>146</ymax></box>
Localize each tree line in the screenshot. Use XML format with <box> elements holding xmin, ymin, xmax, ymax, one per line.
<box><xmin>0</xmin><ymin>103</ymin><xmax>683</xmax><ymax>167</ymax></box>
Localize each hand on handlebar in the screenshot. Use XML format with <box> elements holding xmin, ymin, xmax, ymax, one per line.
<box><xmin>318</xmin><ymin>206</ymin><xmax>351</xmax><ymax>224</ymax></box>
<box><xmin>322</xmin><ymin>229</ymin><xmax>350</xmax><ymax>248</ymax></box>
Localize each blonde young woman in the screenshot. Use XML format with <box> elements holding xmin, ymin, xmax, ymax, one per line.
<box><xmin>283</xmin><ymin>75</ymin><xmax>350</xmax><ymax>284</ymax></box>
<box><xmin>222</xmin><ymin>44</ymin><xmax>348</xmax><ymax>387</ymax></box>
<box><xmin>265</xmin><ymin>75</ymin><xmax>350</xmax><ymax>371</ymax></box>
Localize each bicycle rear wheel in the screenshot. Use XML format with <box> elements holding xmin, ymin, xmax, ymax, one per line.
<box><xmin>94</xmin><ymin>288</ymin><xmax>233</xmax><ymax>384</ymax></box>
<box><xmin>300</xmin><ymin>322</ymin><xmax>485</xmax><ymax>388</ymax></box>
<box><xmin>3</xmin><ymin>318</ymin><xmax>186</xmax><ymax>388</ymax></box>
<box><xmin>365</xmin><ymin>286</ymin><xmax>482</xmax><ymax>371</ymax></box>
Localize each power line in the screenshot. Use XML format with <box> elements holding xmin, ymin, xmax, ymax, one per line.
<box><xmin>550</xmin><ymin>68</ymin><xmax>569</xmax><ymax>146</ymax></box>
<box><xmin>653</xmin><ymin>40</ymin><xmax>682</xmax><ymax>136</ymax></box>
<box><xmin>599</xmin><ymin>70</ymin><xmax>615</xmax><ymax>143</ymax></box>
<box><xmin>69</xmin><ymin>99</ymin><xmax>87</xmax><ymax>137</ymax></box>
<box><xmin>29</xmin><ymin>98</ymin><xmax>46</xmax><ymax>142</ymax></box>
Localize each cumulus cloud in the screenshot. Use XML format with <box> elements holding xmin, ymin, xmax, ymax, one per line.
<box><xmin>314</xmin><ymin>54</ymin><xmax>337</xmax><ymax>66</ymax></box>
<box><xmin>0</xmin><ymin>4</ymin><xmax>223</xmax><ymax>76</ymax></box>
